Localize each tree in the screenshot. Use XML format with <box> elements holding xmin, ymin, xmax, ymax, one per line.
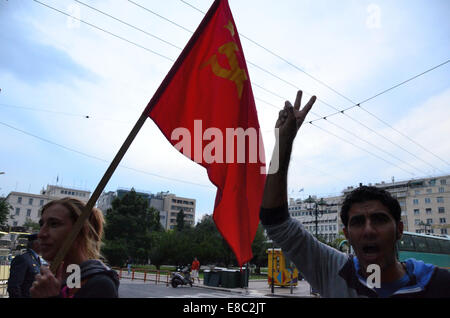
<box><xmin>23</xmin><ymin>218</ymin><xmax>40</xmax><ymax>232</ymax></box>
<box><xmin>0</xmin><ymin>198</ymin><xmax>11</xmax><ymax>226</ymax></box>
<box><xmin>102</xmin><ymin>189</ymin><xmax>164</xmax><ymax>266</ymax></box>
<box><xmin>193</xmin><ymin>215</ymin><xmax>236</xmax><ymax>267</ymax></box>
<box><xmin>176</xmin><ymin>209</ymin><xmax>185</xmax><ymax>231</ymax></box>
<box><xmin>250</xmin><ymin>223</ymin><xmax>269</xmax><ymax>273</ymax></box>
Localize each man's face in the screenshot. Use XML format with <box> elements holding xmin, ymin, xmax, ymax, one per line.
<box><xmin>343</xmin><ymin>200</ymin><xmax>403</xmax><ymax>272</ymax></box>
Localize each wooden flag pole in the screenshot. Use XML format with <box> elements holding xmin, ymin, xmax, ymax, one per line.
<box><xmin>49</xmin><ymin>107</ymin><xmax>150</xmax><ymax>273</ymax></box>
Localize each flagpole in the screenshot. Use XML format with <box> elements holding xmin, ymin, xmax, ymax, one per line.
<box><xmin>50</xmin><ymin>106</ymin><xmax>150</xmax><ymax>273</ymax></box>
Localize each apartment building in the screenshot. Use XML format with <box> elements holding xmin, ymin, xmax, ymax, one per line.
<box><xmin>288</xmin><ymin>195</ymin><xmax>342</xmax><ymax>243</ymax></box>
<box><xmin>97</xmin><ymin>189</ymin><xmax>196</xmax><ymax>231</ymax></box>
<box><xmin>406</xmin><ymin>176</ymin><xmax>449</xmax><ymax>235</ymax></box>
<box><xmin>6</xmin><ymin>184</ymin><xmax>91</xmax><ymax>227</ymax></box>
<box><xmin>288</xmin><ymin>174</ymin><xmax>450</xmax><ymax>241</ymax></box>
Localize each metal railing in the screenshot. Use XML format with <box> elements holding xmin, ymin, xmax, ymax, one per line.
<box><xmin>0</xmin><ymin>263</ymin><xmax>10</xmax><ymax>297</ymax></box>
<box><xmin>113</xmin><ymin>267</ymin><xmax>172</xmax><ymax>286</ymax></box>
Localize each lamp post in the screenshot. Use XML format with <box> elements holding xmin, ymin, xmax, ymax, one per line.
<box><xmin>418</xmin><ymin>221</ymin><xmax>432</xmax><ymax>234</ymax></box>
<box><xmin>304</xmin><ymin>196</ymin><xmax>327</xmax><ymax>239</ymax></box>
<box><xmin>304</xmin><ymin>196</ymin><xmax>328</xmax><ymax>296</ymax></box>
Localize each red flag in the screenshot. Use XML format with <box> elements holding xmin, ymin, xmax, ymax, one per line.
<box><xmin>145</xmin><ymin>0</ymin><xmax>266</xmax><ymax>266</ymax></box>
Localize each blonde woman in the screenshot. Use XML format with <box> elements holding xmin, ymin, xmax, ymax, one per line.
<box><xmin>30</xmin><ymin>198</ymin><xmax>119</xmax><ymax>298</ymax></box>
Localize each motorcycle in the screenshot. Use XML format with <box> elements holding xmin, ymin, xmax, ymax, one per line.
<box><xmin>171</xmin><ymin>265</ymin><xmax>194</xmax><ymax>288</ymax></box>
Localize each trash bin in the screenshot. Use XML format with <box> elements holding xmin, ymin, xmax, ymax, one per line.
<box><xmin>203</xmin><ymin>270</ymin><xmax>210</xmax><ymax>286</ymax></box>
<box><xmin>208</xmin><ymin>270</ymin><xmax>221</xmax><ymax>287</ymax></box>
<box><xmin>220</xmin><ymin>270</ymin><xmax>232</xmax><ymax>288</ymax></box>
<box><xmin>240</xmin><ymin>267</ymin><xmax>249</xmax><ymax>288</ymax></box>
<box><xmin>221</xmin><ymin>269</ymin><xmax>242</xmax><ymax>288</ymax></box>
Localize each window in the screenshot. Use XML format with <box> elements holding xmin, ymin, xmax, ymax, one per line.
<box><xmin>426</xmin><ymin>208</ymin><xmax>432</xmax><ymax>215</ymax></box>
<box><xmin>15</xmin><ymin>208</ymin><xmax>20</xmax><ymax>215</ymax></box>
<box><xmin>428</xmin><ymin>179</ymin><xmax>436</xmax><ymax>186</ymax></box>
<box><xmin>40</xmin><ymin>199</ymin><xmax>44</xmax><ymax>206</ymax></box>
<box><xmin>414</xmin><ymin>209</ymin><xmax>420</xmax><ymax>215</ymax></box>
<box><xmin>438</xmin><ymin>207</ymin><xmax>445</xmax><ymax>213</ymax></box>
<box><xmin>28</xmin><ymin>198</ymin><xmax>33</xmax><ymax>205</ymax></box>
<box><xmin>413</xmin><ymin>199</ymin><xmax>419</xmax><ymax>205</ymax></box>
<box><xmin>439</xmin><ymin>218</ymin><xmax>446</xmax><ymax>224</ymax></box>
<box><xmin>415</xmin><ymin>190</ymin><xmax>421</xmax><ymax>195</ymax></box>
<box><xmin>426</xmin><ymin>189</ymin><xmax>432</xmax><ymax>194</ymax></box>
<box><xmin>26</xmin><ymin>209</ymin><xmax>31</xmax><ymax>217</ymax></box>
<box><xmin>439</xmin><ymin>187</ymin><xmax>445</xmax><ymax>193</ymax></box>
<box><xmin>17</xmin><ymin>197</ymin><xmax>22</xmax><ymax>204</ymax></box>
<box><xmin>426</xmin><ymin>218</ymin><xmax>433</xmax><ymax>225</ymax></box>
<box><xmin>437</xmin><ymin>197</ymin><xmax>444</xmax><ymax>203</ymax></box>
<box><xmin>440</xmin><ymin>179</ymin><xmax>447</xmax><ymax>185</ymax></box>
<box><xmin>414</xmin><ymin>219</ymin><xmax>421</xmax><ymax>225</ymax></box>
<box><xmin>424</xmin><ymin>198</ymin><xmax>431</xmax><ymax>204</ymax></box>
<box><xmin>441</xmin><ymin>229</ymin><xmax>448</xmax><ymax>235</ymax></box>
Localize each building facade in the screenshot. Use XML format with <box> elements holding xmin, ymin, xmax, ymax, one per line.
<box><xmin>405</xmin><ymin>176</ymin><xmax>449</xmax><ymax>235</ymax></box>
<box><xmin>6</xmin><ymin>184</ymin><xmax>91</xmax><ymax>227</ymax></box>
<box><xmin>97</xmin><ymin>189</ymin><xmax>196</xmax><ymax>231</ymax></box>
<box><xmin>288</xmin><ymin>195</ymin><xmax>342</xmax><ymax>243</ymax></box>
<box><xmin>288</xmin><ymin>174</ymin><xmax>450</xmax><ymax>241</ymax></box>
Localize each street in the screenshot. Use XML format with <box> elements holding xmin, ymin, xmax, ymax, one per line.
<box><xmin>118</xmin><ymin>280</ymin><xmax>268</xmax><ymax>298</ymax></box>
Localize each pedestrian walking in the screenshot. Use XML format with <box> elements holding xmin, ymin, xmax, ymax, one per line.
<box><xmin>191</xmin><ymin>257</ymin><xmax>200</xmax><ymax>283</ymax></box>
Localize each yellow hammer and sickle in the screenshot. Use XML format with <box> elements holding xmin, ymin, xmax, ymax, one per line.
<box><xmin>201</xmin><ymin>22</ymin><xmax>247</xmax><ymax>99</ymax></box>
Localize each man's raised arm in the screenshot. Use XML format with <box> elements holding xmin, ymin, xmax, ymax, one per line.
<box><xmin>261</xmin><ymin>90</ymin><xmax>316</xmax><ymax>210</ymax></box>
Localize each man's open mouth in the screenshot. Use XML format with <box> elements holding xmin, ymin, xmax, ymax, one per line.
<box><xmin>362</xmin><ymin>244</ymin><xmax>380</xmax><ymax>255</ymax></box>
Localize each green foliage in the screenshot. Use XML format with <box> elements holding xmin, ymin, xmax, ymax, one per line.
<box><xmin>23</xmin><ymin>218</ymin><xmax>40</xmax><ymax>232</ymax></box>
<box><xmin>102</xmin><ymin>189</ymin><xmax>163</xmax><ymax>266</ymax></box>
<box><xmin>175</xmin><ymin>209</ymin><xmax>185</xmax><ymax>231</ymax></box>
<box><xmin>101</xmin><ymin>190</ymin><xmax>270</xmax><ymax>268</ymax></box>
<box><xmin>0</xmin><ymin>198</ymin><xmax>12</xmax><ymax>226</ymax></box>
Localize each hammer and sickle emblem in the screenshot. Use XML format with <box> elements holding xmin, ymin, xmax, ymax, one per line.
<box><xmin>201</xmin><ymin>21</ymin><xmax>248</xmax><ymax>99</ymax></box>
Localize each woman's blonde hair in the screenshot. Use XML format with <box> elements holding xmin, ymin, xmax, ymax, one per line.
<box><xmin>41</xmin><ymin>197</ymin><xmax>104</xmax><ymax>260</ymax></box>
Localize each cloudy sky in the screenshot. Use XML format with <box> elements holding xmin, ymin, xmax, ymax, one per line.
<box><xmin>1</xmin><ymin>0</ymin><xmax>449</xmax><ymax>223</ymax></box>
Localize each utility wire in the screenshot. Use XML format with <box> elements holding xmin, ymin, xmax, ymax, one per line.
<box><xmin>32</xmin><ymin>0</ymin><xmax>446</xmax><ymax>176</ymax></box>
<box><xmin>0</xmin><ymin>103</ymin><xmax>129</xmax><ymax>124</ymax></box>
<box><xmin>0</xmin><ymin>120</ymin><xmax>213</xmax><ymax>189</ymax></box>
<box><xmin>73</xmin><ymin>0</ymin><xmax>183</xmax><ymax>50</ymax></box>
<box><xmin>33</xmin><ymin>0</ymin><xmax>175</xmax><ymax>62</ymax></box>
<box><xmin>252</xmin><ymin>81</ymin><xmax>437</xmax><ymax>176</ymax></box>
<box><xmin>310</xmin><ymin>122</ymin><xmax>417</xmax><ymax>176</ymax></box>
<box><xmin>178</xmin><ymin>0</ymin><xmax>355</xmax><ymax>105</ymax></box>
<box><xmin>178</xmin><ymin>0</ymin><xmax>450</xmax><ymax>168</ymax></box>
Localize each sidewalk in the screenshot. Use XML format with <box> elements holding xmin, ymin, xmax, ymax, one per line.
<box><xmin>118</xmin><ymin>270</ymin><xmax>319</xmax><ymax>298</ymax></box>
<box><xmin>194</xmin><ymin>279</ymin><xmax>318</xmax><ymax>298</ymax></box>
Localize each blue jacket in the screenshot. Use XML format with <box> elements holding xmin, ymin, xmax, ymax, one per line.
<box><xmin>261</xmin><ymin>205</ymin><xmax>450</xmax><ymax>298</ymax></box>
<box><xmin>7</xmin><ymin>249</ymin><xmax>41</xmax><ymax>298</ymax></box>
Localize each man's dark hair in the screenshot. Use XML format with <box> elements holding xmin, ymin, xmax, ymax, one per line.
<box><xmin>340</xmin><ymin>186</ymin><xmax>401</xmax><ymax>227</ymax></box>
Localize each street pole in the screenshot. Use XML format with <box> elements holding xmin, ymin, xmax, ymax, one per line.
<box><xmin>271</xmin><ymin>243</ymin><xmax>274</xmax><ymax>294</ymax></box>
<box><xmin>315</xmin><ymin>204</ymin><xmax>318</xmax><ymax>238</ymax></box>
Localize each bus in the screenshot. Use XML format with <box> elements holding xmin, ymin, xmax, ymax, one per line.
<box><xmin>397</xmin><ymin>231</ymin><xmax>450</xmax><ymax>270</ymax></box>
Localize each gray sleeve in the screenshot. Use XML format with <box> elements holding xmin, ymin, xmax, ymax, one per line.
<box><xmin>264</xmin><ymin>217</ymin><xmax>348</xmax><ymax>293</ymax></box>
